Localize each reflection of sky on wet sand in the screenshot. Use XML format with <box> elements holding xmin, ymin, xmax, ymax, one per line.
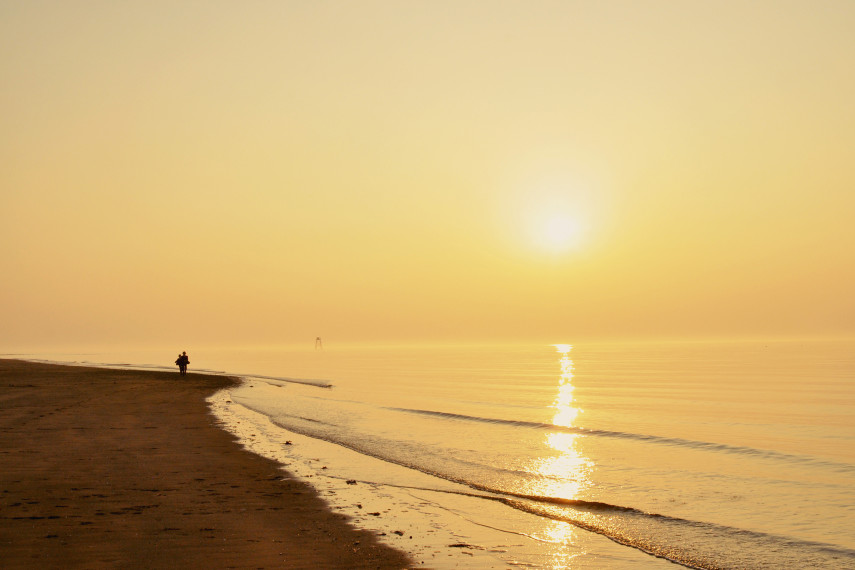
<box><xmin>524</xmin><ymin>344</ymin><xmax>594</xmax><ymax>565</ymax></box>
<box><xmin>539</xmin><ymin>520</ymin><xmax>585</xmax><ymax>570</ymax></box>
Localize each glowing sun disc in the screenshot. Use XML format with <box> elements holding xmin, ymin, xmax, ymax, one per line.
<box><xmin>536</xmin><ymin>214</ymin><xmax>584</xmax><ymax>252</ymax></box>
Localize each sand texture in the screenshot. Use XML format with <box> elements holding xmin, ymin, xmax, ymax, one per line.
<box><xmin>0</xmin><ymin>359</ymin><xmax>413</xmax><ymax>569</ymax></box>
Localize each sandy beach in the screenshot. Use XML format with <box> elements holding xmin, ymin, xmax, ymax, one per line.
<box><xmin>0</xmin><ymin>359</ymin><xmax>412</xmax><ymax>569</ymax></box>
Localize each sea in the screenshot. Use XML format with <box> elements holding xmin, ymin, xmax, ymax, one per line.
<box><xmin>7</xmin><ymin>338</ymin><xmax>855</xmax><ymax>569</ymax></box>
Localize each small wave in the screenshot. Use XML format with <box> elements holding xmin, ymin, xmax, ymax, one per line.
<box><xmin>390</xmin><ymin>407</ymin><xmax>855</xmax><ymax>473</ymax></box>
<box><xmin>239</xmin><ymin>373</ymin><xmax>333</xmax><ymax>389</ymax></box>
<box><xmin>237</xmin><ymin>405</ymin><xmax>855</xmax><ymax>570</ymax></box>
<box><xmin>500</xmin><ymin>496</ymin><xmax>855</xmax><ymax>570</ymax></box>
<box><xmin>321</xmin><ymin>471</ymin><xmax>855</xmax><ymax>570</ymax></box>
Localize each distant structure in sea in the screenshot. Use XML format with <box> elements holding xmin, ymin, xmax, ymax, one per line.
<box><xmin>315</xmin><ymin>337</ymin><xmax>323</xmax><ymax>350</ymax></box>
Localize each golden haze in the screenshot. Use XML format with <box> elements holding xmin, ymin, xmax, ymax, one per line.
<box><xmin>2</xmin><ymin>1</ymin><xmax>854</xmax><ymax>347</ymax></box>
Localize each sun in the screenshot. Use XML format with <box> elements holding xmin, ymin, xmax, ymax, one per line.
<box><xmin>534</xmin><ymin>213</ymin><xmax>585</xmax><ymax>253</ymax></box>
<box><xmin>504</xmin><ymin>166</ymin><xmax>599</xmax><ymax>255</ymax></box>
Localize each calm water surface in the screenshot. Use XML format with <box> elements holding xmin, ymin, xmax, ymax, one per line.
<box><xmin>11</xmin><ymin>339</ymin><xmax>855</xmax><ymax>568</ymax></box>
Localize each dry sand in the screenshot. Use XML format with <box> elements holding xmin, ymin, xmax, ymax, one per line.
<box><xmin>0</xmin><ymin>359</ymin><xmax>413</xmax><ymax>569</ymax></box>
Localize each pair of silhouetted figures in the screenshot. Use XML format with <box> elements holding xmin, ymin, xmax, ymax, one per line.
<box><xmin>175</xmin><ymin>351</ymin><xmax>189</xmax><ymax>375</ymax></box>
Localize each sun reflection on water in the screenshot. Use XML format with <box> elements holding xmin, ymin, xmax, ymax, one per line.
<box><xmin>539</xmin><ymin>345</ymin><xmax>591</xmax><ymax>495</ymax></box>
<box><xmin>523</xmin><ymin>344</ymin><xmax>594</xmax><ymax>566</ymax></box>
<box><xmin>552</xmin><ymin>344</ymin><xmax>579</xmax><ymax>427</ymax></box>
<box><xmin>536</xmin><ymin>520</ymin><xmax>584</xmax><ymax>570</ymax></box>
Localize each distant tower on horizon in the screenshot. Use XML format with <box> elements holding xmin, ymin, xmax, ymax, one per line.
<box><xmin>315</xmin><ymin>337</ymin><xmax>323</xmax><ymax>350</ymax></box>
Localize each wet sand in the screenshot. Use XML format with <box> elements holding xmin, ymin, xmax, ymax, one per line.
<box><xmin>0</xmin><ymin>359</ymin><xmax>413</xmax><ymax>569</ymax></box>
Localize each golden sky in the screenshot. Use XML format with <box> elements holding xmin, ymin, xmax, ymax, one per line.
<box><xmin>2</xmin><ymin>1</ymin><xmax>854</xmax><ymax>347</ymax></box>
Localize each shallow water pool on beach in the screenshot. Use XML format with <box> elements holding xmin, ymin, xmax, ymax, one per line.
<box><xmin>11</xmin><ymin>339</ymin><xmax>855</xmax><ymax>568</ymax></box>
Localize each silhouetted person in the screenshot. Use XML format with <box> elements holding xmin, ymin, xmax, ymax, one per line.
<box><xmin>315</xmin><ymin>337</ymin><xmax>323</xmax><ymax>350</ymax></box>
<box><xmin>175</xmin><ymin>351</ymin><xmax>190</xmax><ymax>375</ymax></box>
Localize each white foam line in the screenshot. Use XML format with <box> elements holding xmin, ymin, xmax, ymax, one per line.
<box><xmin>207</xmin><ymin>384</ymin><xmax>529</xmax><ymax>569</ymax></box>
